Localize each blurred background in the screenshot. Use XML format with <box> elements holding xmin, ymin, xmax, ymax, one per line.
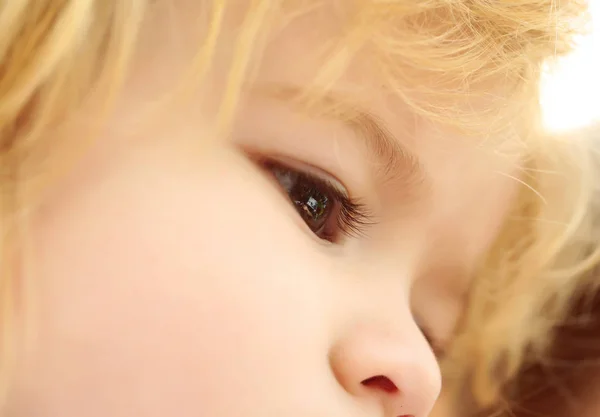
<box><xmin>541</xmin><ymin>0</ymin><xmax>600</xmax><ymax>132</ymax></box>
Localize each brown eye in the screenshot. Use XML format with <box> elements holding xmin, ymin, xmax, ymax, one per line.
<box><xmin>270</xmin><ymin>163</ymin><xmax>336</xmax><ymax>238</ymax></box>
<box><xmin>257</xmin><ymin>157</ymin><xmax>372</xmax><ymax>243</ymax></box>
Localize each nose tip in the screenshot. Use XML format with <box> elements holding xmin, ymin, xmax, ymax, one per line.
<box><xmin>329</xmin><ymin>326</ymin><xmax>441</xmax><ymax>417</ymax></box>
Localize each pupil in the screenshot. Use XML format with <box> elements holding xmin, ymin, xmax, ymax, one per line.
<box><xmin>268</xmin><ymin>163</ymin><xmax>335</xmax><ymax>237</ymax></box>
<box><xmin>291</xmin><ymin>180</ymin><xmax>331</xmax><ymax>231</ymax></box>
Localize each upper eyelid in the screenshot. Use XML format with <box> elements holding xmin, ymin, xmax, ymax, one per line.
<box><xmin>252</xmin><ymin>152</ymin><xmax>353</xmax><ymax>198</ymax></box>
<box><xmin>250</xmin><ymin>84</ymin><xmax>427</xmax><ymax>188</ymax></box>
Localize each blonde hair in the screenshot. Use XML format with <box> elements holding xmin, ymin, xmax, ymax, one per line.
<box><xmin>0</xmin><ymin>0</ymin><xmax>598</xmax><ymax>411</ymax></box>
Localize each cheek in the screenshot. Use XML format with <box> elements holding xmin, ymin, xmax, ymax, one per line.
<box><xmin>445</xmin><ymin>170</ymin><xmax>518</xmax><ymax>259</ymax></box>
<box><xmin>16</xmin><ymin>144</ymin><xmax>336</xmax><ymax>416</ymax></box>
<box><xmin>419</xmin><ymin>135</ymin><xmax>521</xmax><ymax>262</ymax></box>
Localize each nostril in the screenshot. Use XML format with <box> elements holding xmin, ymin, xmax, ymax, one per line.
<box><xmin>361</xmin><ymin>375</ymin><xmax>398</xmax><ymax>393</ymax></box>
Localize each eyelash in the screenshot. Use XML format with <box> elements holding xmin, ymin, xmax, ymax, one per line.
<box><xmin>321</xmin><ymin>177</ymin><xmax>372</xmax><ymax>240</ymax></box>
<box><xmin>260</xmin><ymin>158</ymin><xmax>373</xmax><ymax>242</ymax></box>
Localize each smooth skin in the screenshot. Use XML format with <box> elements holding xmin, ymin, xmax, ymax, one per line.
<box><xmin>6</xmin><ymin>2</ymin><xmax>520</xmax><ymax>417</ymax></box>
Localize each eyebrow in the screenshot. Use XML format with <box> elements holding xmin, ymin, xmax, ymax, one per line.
<box><xmin>346</xmin><ymin>110</ymin><xmax>424</xmax><ymax>184</ymax></box>
<box><xmin>251</xmin><ymin>84</ymin><xmax>426</xmax><ymax>187</ymax></box>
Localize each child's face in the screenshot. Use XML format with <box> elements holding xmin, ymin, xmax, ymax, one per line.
<box><xmin>8</xmin><ymin>3</ymin><xmax>521</xmax><ymax>417</ymax></box>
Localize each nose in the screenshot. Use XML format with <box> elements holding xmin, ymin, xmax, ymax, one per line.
<box><xmin>328</xmin><ymin>322</ymin><xmax>441</xmax><ymax>417</ymax></box>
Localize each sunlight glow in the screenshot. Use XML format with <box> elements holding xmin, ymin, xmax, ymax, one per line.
<box><xmin>540</xmin><ymin>0</ymin><xmax>600</xmax><ymax>132</ymax></box>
